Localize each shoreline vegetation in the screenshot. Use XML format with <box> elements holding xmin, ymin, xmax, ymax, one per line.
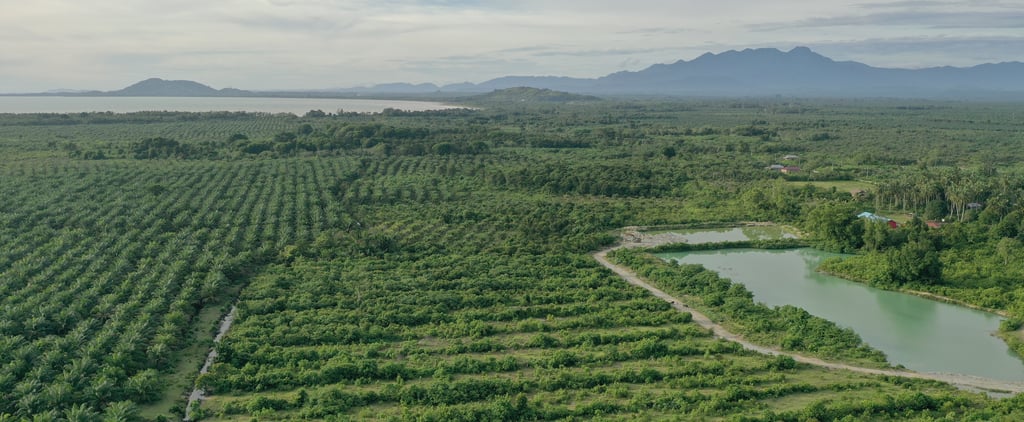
<box><xmin>606</xmin><ymin>226</ymin><xmax>891</xmax><ymax>368</ymax></box>
<box><xmin>595</xmin><ymin>245</ymin><xmax>1024</xmax><ymax>396</ymax></box>
<box><xmin>817</xmin><ymin>268</ymin><xmax>1010</xmax><ymax>318</ymax></box>
<box><xmin>639</xmin><ymin>223</ymin><xmax>1015</xmax><ymax>321</ymax></box>
<box><xmin>817</xmin><ymin>263</ymin><xmax>1024</xmax><ymax>367</ymax></box>
<box><xmin>605</xmin><ymin>225</ymin><xmax>1024</xmax><ymax>394</ymax></box>
<box><xmin>636</xmin><ymin>224</ymin><xmax>1023</xmax><ymax>348</ymax></box>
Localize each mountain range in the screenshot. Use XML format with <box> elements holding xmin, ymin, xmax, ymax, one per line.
<box><xmin>20</xmin><ymin>47</ymin><xmax>1024</xmax><ymax>99</ymax></box>
<box><xmin>347</xmin><ymin>47</ymin><xmax>1024</xmax><ymax>99</ymax></box>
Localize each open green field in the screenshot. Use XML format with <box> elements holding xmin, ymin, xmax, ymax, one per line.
<box><xmin>1</xmin><ymin>100</ymin><xmax>1024</xmax><ymax>420</ymax></box>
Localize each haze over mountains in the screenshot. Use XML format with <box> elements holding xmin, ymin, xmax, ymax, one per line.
<box><xmin>433</xmin><ymin>47</ymin><xmax>1024</xmax><ymax>99</ymax></box>
<box><xmin>22</xmin><ymin>47</ymin><xmax>1024</xmax><ymax>99</ymax></box>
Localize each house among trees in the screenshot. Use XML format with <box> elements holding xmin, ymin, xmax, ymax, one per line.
<box><xmin>858</xmin><ymin>211</ymin><xmax>899</xmax><ymax>228</ymax></box>
<box><xmin>926</xmin><ymin>220</ymin><xmax>945</xmax><ymax>229</ymax></box>
<box><xmin>850</xmin><ymin>189</ymin><xmax>867</xmax><ymax>198</ymax></box>
<box><xmin>766</xmin><ymin>164</ymin><xmax>801</xmax><ymax>174</ymax></box>
<box><xmin>967</xmin><ymin>202</ymin><xmax>983</xmax><ymax>210</ymax></box>
<box><xmin>783</xmin><ymin>154</ymin><xmax>800</xmax><ymax>160</ymax></box>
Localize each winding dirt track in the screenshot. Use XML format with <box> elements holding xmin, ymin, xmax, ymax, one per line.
<box><xmin>184</xmin><ymin>305</ymin><xmax>237</xmax><ymax>421</ymax></box>
<box><xmin>593</xmin><ymin>243</ymin><xmax>1024</xmax><ymax>396</ymax></box>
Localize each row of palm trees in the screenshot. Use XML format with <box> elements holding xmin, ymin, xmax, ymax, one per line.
<box><xmin>872</xmin><ymin>168</ymin><xmax>1023</xmax><ymax>221</ymax></box>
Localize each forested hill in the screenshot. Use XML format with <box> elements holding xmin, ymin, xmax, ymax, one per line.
<box><xmin>103</xmin><ymin>78</ymin><xmax>252</xmax><ymax>97</ymax></box>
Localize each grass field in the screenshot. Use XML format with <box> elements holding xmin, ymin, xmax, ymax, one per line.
<box><xmin>140</xmin><ymin>287</ymin><xmax>240</xmax><ymax>419</ymax></box>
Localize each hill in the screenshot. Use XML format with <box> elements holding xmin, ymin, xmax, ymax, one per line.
<box><xmin>465</xmin><ymin>87</ymin><xmax>601</xmax><ymax>103</ymax></box>
<box><xmin>103</xmin><ymin>78</ymin><xmax>252</xmax><ymax>97</ymax></box>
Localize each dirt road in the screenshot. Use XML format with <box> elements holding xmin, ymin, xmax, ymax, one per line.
<box><xmin>184</xmin><ymin>305</ymin><xmax>237</xmax><ymax>421</ymax></box>
<box><xmin>593</xmin><ymin>244</ymin><xmax>1024</xmax><ymax>396</ymax></box>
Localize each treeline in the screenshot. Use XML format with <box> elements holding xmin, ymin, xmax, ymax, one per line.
<box><xmin>872</xmin><ymin>167</ymin><xmax>1024</xmax><ymax>222</ymax></box>
<box><xmin>807</xmin><ymin>199</ymin><xmax>1024</xmax><ymax>301</ymax></box>
<box><xmin>804</xmin><ymin>198</ymin><xmax>1024</xmax><ymax>350</ymax></box>
<box><xmin>0</xmin><ymin>110</ymin><xmax>283</xmax><ymax>127</ymax></box>
<box><xmin>68</xmin><ymin>123</ymin><xmax>496</xmax><ymax>160</ymax></box>
<box><xmin>647</xmin><ymin>238</ymin><xmax>808</xmax><ymax>253</ymax></box>
<box><xmin>486</xmin><ymin>161</ymin><xmax>686</xmax><ymax>197</ymax></box>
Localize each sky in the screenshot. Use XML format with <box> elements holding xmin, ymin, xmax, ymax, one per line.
<box><xmin>1</xmin><ymin>0</ymin><xmax>1022</xmax><ymax>92</ymax></box>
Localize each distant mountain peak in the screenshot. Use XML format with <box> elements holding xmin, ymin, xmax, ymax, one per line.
<box><xmin>788</xmin><ymin>46</ymin><xmax>814</xmax><ymax>55</ymax></box>
<box><xmin>687</xmin><ymin>47</ymin><xmax>820</xmax><ymax>65</ymax></box>
<box><xmin>108</xmin><ymin>78</ymin><xmax>251</xmax><ymax>97</ymax></box>
<box><xmin>694</xmin><ymin>52</ymin><xmax>717</xmax><ymax>61</ymax></box>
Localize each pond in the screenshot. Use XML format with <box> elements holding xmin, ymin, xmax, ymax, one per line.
<box><xmin>655</xmin><ymin>238</ymin><xmax>1024</xmax><ymax>382</ymax></box>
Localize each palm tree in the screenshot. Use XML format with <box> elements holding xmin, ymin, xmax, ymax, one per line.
<box><xmin>101</xmin><ymin>401</ymin><xmax>138</xmax><ymax>422</ymax></box>
<box><xmin>63</xmin><ymin>404</ymin><xmax>99</xmax><ymax>422</ymax></box>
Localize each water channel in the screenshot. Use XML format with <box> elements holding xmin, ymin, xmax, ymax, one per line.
<box><xmin>654</xmin><ymin>228</ymin><xmax>1024</xmax><ymax>382</ymax></box>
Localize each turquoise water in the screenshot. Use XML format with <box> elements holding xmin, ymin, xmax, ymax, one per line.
<box><xmin>657</xmin><ymin>247</ymin><xmax>1024</xmax><ymax>382</ymax></box>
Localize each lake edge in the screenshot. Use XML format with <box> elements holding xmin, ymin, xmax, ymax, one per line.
<box><xmin>655</xmin><ymin>246</ymin><xmax>1024</xmax><ymax>381</ymax></box>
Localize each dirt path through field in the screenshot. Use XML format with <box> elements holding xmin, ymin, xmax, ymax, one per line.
<box><xmin>184</xmin><ymin>305</ymin><xmax>237</xmax><ymax>421</ymax></box>
<box><xmin>594</xmin><ymin>239</ymin><xmax>1024</xmax><ymax>396</ymax></box>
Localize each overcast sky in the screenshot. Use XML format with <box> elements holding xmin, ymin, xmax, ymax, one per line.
<box><xmin>2</xmin><ymin>0</ymin><xmax>1022</xmax><ymax>92</ymax></box>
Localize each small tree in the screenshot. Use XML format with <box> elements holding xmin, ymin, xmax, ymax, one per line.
<box><xmin>804</xmin><ymin>202</ymin><xmax>864</xmax><ymax>253</ymax></box>
<box><xmin>887</xmin><ymin>240</ymin><xmax>942</xmax><ymax>284</ymax></box>
<box><xmin>997</xmin><ymin>237</ymin><xmax>1021</xmax><ymax>266</ymax></box>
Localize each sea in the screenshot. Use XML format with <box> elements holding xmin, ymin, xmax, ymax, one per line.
<box><xmin>0</xmin><ymin>96</ymin><xmax>459</xmax><ymax>115</ymax></box>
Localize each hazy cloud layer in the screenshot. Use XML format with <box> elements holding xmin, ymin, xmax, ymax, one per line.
<box><xmin>1</xmin><ymin>0</ymin><xmax>1021</xmax><ymax>91</ymax></box>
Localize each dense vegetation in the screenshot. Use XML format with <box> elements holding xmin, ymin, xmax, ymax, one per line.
<box><xmin>1</xmin><ymin>99</ymin><xmax>1023</xmax><ymax>420</ymax></box>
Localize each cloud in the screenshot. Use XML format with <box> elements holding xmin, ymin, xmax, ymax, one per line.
<box><xmin>857</xmin><ymin>0</ymin><xmax>954</xmax><ymax>9</ymax></box>
<box><xmin>809</xmin><ymin>36</ymin><xmax>1024</xmax><ymax>67</ymax></box>
<box><xmin>228</xmin><ymin>15</ymin><xmax>359</xmax><ymax>34</ymax></box>
<box><xmin>617</xmin><ymin>27</ymin><xmax>697</xmax><ymax>36</ymax></box>
<box><xmin>754</xmin><ymin>11</ymin><xmax>1024</xmax><ymax>30</ymax></box>
<box><xmin>1</xmin><ymin>0</ymin><xmax>1023</xmax><ymax>91</ymax></box>
<box><xmin>397</xmin><ymin>55</ymin><xmax>543</xmax><ymax>83</ymax></box>
<box><xmin>531</xmin><ymin>47</ymin><xmax>680</xmax><ymax>58</ymax></box>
